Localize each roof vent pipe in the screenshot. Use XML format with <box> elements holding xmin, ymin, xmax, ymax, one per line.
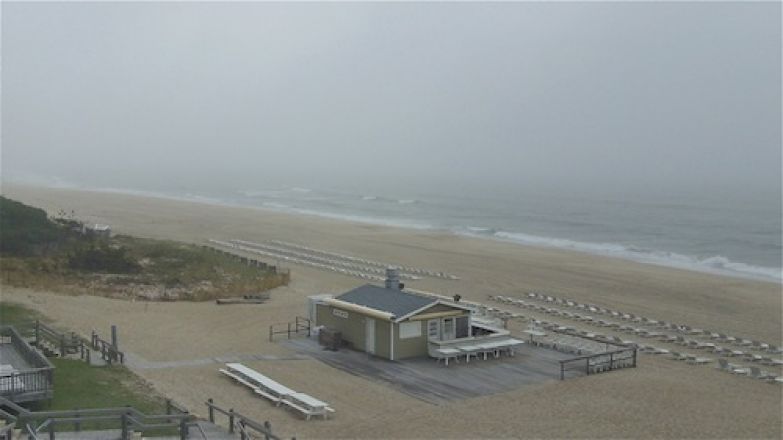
<box><xmin>385</xmin><ymin>267</ymin><xmax>400</xmax><ymax>290</ymax></box>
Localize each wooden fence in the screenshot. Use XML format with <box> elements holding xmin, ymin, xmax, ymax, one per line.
<box><xmin>34</xmin><ymin>321</ymin><xmax>91</xmax><ymax>362</ymax></box>
<box><xmin>269</xmin><ymin>316</ymin><xmax>311</xmax><ymax>342</ymax></box>
<box><xmin>0</xmin><ymin>396</ymin><xmax>192</xmax><ymax>440</ymax></box>
<box><xmin>0</xmin><ymin>326</ymin><xmax>54</xmax><ymax>403</ymax></box>
<box><xmin>205</xmin><ymin>398</ymin><xmax>290</xmax><ymax>440</ymax></box>
<box><xmin>90</xmin><ymin>330</ymin><xmax>124</xmax><ymax>365</ymax></box>
<box><xmin>559</xmin><ymin>347</ymin><xmax>637</xmax><ymax>380</ymax></box>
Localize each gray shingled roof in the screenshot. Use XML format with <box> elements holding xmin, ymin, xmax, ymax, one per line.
<box><xmin>336</xmin><ymin>284</ymin><xmax>436</xmax><ymax>318</ymax></box>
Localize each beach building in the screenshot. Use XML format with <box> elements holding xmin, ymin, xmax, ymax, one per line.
<box><xmin>311</xmin><ymin>284</ymin><xmax>472</xmax><ymax>360</ymax></box>
<box><xmin>310</xmin><ymin>269</ymin><xmax>481</xmax><ymax>360</ymax></box>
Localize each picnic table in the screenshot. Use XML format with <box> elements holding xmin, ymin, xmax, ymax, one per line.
<box><xmin>524</xmin><ymin>329</ymin><xmax>547</xmax><ymax>346</ymax></box>
<box><xmin>477</xmin><ymin>338</ymin><xmax>525</xmax><ymax>359</ymax></box>
<box><xmin>220</xmin><ymin>363</ymin><xmax>334</xmax><ymax>420</ymax></box>
<box><xmin>282</xmin><ymin>392</ymin><xmax>335</xmax><ymax>420</ymax></box>
<box><xmin>435</xmin><ymin>348</ymin><xmax>461</xmax><ymax>366</ymax></box>
<box><xmin>457</xmin><ymin>345</ymin><xmax>483</xmax><ymax>362</ymax></box>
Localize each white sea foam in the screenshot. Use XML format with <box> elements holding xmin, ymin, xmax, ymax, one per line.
<box><xmin>489</xmin><ymin>231</ymin><xmax>782</xmax><ymax>282</ymax></box>
<box><xmin>13</xmin><ymin>179</ymin><xmax>779</xmax><ymax>284</ymax></box>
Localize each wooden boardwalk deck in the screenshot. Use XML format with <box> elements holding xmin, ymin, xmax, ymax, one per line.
<box><xmin>0</xmin><ymin>344</ymin><xmax>33</xmax><ymax>370</ymax></box>
<box><xmin>284</xmin><ymin>337</ymin><xmax>580</xmax><ymax>404</ymax></box>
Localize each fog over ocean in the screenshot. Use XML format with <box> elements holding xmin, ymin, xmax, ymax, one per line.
<box><xmin>3</xmin><ymin>2</ymin><xmax>780</xmax><ymax>282</ymax></box>
<box><xmin>18</xmin><ymin>177</ymin><xmax>780</xmax><ymax>283</ymax></box>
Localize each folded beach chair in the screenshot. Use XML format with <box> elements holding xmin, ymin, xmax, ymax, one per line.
<box><xmin>685</xmin><ymin>355</ymin><xmax>711</xmax><ymax>365</ymax></box>
<box><xmin>749</xmin><ymin>367</ymin><xmax>776</xmax><ymax>381</ymax></box>
<box><xmin>717</xmin><ymin>358</ymin><xmax>737</xmax><ymax>371</ymax></box>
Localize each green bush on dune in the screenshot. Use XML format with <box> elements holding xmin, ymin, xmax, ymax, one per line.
<box><xmin>0</xmin><ymin>196</ymin><xmax>289</xmax><ymax>300</ymax></box>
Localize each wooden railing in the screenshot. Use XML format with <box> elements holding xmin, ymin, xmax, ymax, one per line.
<box><xmin>33</xmin><ymin>321</ymin><xmax>93</xmax><ymax>363</ymax></box>
<box><xmin>0</xmin><ymin>326</ymin><xmax>55</xmax><ymax>403</ymax></box>
<box><xmin>558</xmin><ymin>347</ymin><xmax>637</xmax><ymax>380</ymax></box>
<box><xmin>268</xmin><ymin>316</ymin><xmax>311</xmax><ymax>342</ymax></box>
<box><xmin>0</xmin><ymin>396</ymin><xmax>193</xmax><ymax>440</ymax></box>
<box><xmin>90</xmin><ymin>330</ymin><xmax>124</xmax><ymax>364</ymax></box>
<box><xmin>205</xmin><ymin>398</ymin><xmax>290</xmax><ymax>440</ymax></box>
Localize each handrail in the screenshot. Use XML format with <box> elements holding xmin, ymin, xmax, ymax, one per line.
<box><xmin>0</xmin><ymin>422</ymin><xmax>15</xmax><ymax>437</ymax></box>
<box><xmin>205</xmin><ymin>398</ymin><xmax>285</xmax><ymax>440</ymax></box>
<box><xmin>25</xmin><ymin>423</ymin><xmax>39</xmax><ymax>440</ymax></box>
<box><xmin>0</xmin><ymin>397</ymin><xmax>193</xmax><ymax>439</ymax></box>
<box><xmin>557</xmin><ymin>347</ymin><xmax>635</xmax><ymax>363</ymax></box>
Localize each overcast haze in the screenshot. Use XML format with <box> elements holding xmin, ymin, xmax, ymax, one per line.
<box><xmin>1</xmin><ymin>1</ymin><xmax>780</xmax><ymax>196</ymax></box>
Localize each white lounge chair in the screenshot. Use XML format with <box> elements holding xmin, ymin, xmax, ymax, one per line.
<box><xmin>749</xmin><ymin>367</ymin><xmax>776</xmax><ymax>381</ymax></box>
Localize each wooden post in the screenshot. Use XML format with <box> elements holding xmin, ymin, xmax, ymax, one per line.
<box><xmin>207</xmin><ymin>398</ymin><xmax>215</xmax><ymax>423</ymax></box>
<box><xmin>35</xmin><ymin>320</ymin><xmax>40</xmax><ymax>348</ymax></box>
<box><xmin>585</xmin><ymin>358</ymin><xmax>590</xmax><ymax>375</ymax></box>
<box><xmin>609</xmin><ymin>352</ymin><xmax>614</xmax><ymax>370</ymax></box>
<box><xmin>74</xmin><ymin>408</ymin><xmax>81</xmax><ymax>432</ymax></box>
<box><xmin>632</xmin><ymin>348</ymin><xmax>637</xmax><ymax>368</ymax></box>
<box><xmin>239</xmin><ymin>421</ymin><xmax>247</xmax><ymax>440</ymax></box>
<box><xmin>48</xmin><ymin>420</ymin><xmax>55</xmax><ymax>440</ymax></box>
<box><xmin>560</xmin><ymin>362</ymin><xmax>564</xmax><ymax>380</ymax></box>
<box><xmin>287</xmin><ymin>322</ymin><xmax>291</xmax><ymax>339</ymax></box>
<box><xmin>179</xmin><ymin>418</ymin><xmax>188</xmax><ymax>440</ymax></box>
<box><xmin>228</xmin><ymin>409</ymin><xmax>234</xmax><ymax>434</ymax></box>
<box><xmin>121</xmin><ymin>413</ymin><xmax>128</xmax><ymax>440</ymax></box>
<box><xmin>269</xmin><ymin>326</ymin><xmax>273</xmax><ymax>342</ymax></box>
<box><xmin>264</xmin><ymin>421</ymin><xmax>272</xmax><ymax>440</ymax></box>
<box><xmin>60</xmin><ymin>334</ymin><xmax>66</xmax><ymax>357</ymax></box>
<box><xmin>111</xmin><ymin>325</ymin><xmax>118</xmax><ymax>350</ymax></box>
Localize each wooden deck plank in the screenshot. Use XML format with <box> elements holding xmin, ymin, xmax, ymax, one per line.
<box><xmin>283</xmin><ymin>338</ymin><xmax>581</xmax><ymax>404</ymax></box>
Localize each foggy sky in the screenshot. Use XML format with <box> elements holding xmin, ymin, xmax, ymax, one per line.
<box><xmin>2</xmin><ymin>1</ymin><xmax>780</xmax><ymax>195</ymax></box>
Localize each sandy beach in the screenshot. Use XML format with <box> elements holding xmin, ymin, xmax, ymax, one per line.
<box><xmin>1</xmin><ymin>184</ymin><xmax>781</xmax><ymax>439</ymax></box>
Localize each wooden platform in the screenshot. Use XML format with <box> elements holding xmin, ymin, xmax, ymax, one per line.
<box><xmin>283</xmin><ymin>337</ymin><xmax>580</xmax><ymax>404</ymax></box>
<box><xmin>0</xmin><ymin>344</ymin><xmax>33</xmax><ymax>371</ymax></box>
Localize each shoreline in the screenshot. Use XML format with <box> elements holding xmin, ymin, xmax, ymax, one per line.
<box><xmin>1</xmin><ymin>183</ymin><xmax>780</xmax><ymax>438</ymax></box>
<box><xmin>3</xmin><ymin>182</ymin><xmax>780</xmax><ymax>284</ymax></box>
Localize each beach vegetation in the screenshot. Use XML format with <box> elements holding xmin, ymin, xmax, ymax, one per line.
<box><xmin>0</xmin><ymin>197</ymin><xmax>290</xmax><ymax>300</ymax></box>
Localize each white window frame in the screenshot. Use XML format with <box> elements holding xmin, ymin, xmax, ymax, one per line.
<box><xmin>399</xmin><ymin>321</ymin><xmax>422</xmax><ymax>339</ymax></box>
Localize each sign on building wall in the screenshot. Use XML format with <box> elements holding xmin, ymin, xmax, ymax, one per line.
<box><xmin>332</xmin><ymin>308</ymin><xmax>349</xmax><ymax>319</ymax></box>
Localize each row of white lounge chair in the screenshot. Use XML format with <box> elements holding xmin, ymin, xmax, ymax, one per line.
<box><xmin>716</xmin><ymin>359</ymin><xmax>783</xmax><ymax>383</ymax></box>
<box><xmin>490</xmin><ymin>295</ymin><xmax>783</xmax><ymax>366</ymax></box>
<box><xmin>523</xmin><ymin>292</ymin><xmax>782</xmax><ymax>354</ymax></box>
<box><xmin>487</xmin><ymin>296</ymin><xmax>783</xmax><ymax>382</ymax></box>
<box><xmin>267</xmin><ymin>240</ymin><xmax>459</xmax><ymax>280</ymax></box>
<box><xmin>210</xmin><ymin>239</ymin><xmax>386</xmax><ymax>282</ymax></box>
<box><xmin>219</xmin><ymin>363</ymin><xmax>335</xmax><ymax>420</ymax></box>
<box><xmin>230</xmin><ymin>239</ymin><xmax>421</xmax><ymax>280</ymax></box>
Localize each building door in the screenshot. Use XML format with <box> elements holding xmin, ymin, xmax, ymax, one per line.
<box><xmin>443</xmin><ymin>318</ymin><xmax>456</xmax><ymax>340</ymax></box>
<box><xmin>365</xmin><ymin>318</ymin><xmax>376</xmax><ymax>354</ymax></box>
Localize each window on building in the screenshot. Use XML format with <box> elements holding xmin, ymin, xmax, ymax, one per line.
<box><xmin>399</xmin><ymin>321</ymin><xmax>422</xmax><ymax>339</ymax></box>
<box><xmin>456</xmin><ymin>316</ymin><xmax>469</xmax><ymax>338</ymax></box>
<box><xmin>427</xmin><ymin>319</ymin><xmax>440</xmax><ymax>340</ymax></box>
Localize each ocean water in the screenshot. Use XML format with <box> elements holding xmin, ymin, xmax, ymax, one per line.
<box><xmin>32</xmin><ymin>180</ymin><xmax>783</xmax><ymax>283</ymax></box>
